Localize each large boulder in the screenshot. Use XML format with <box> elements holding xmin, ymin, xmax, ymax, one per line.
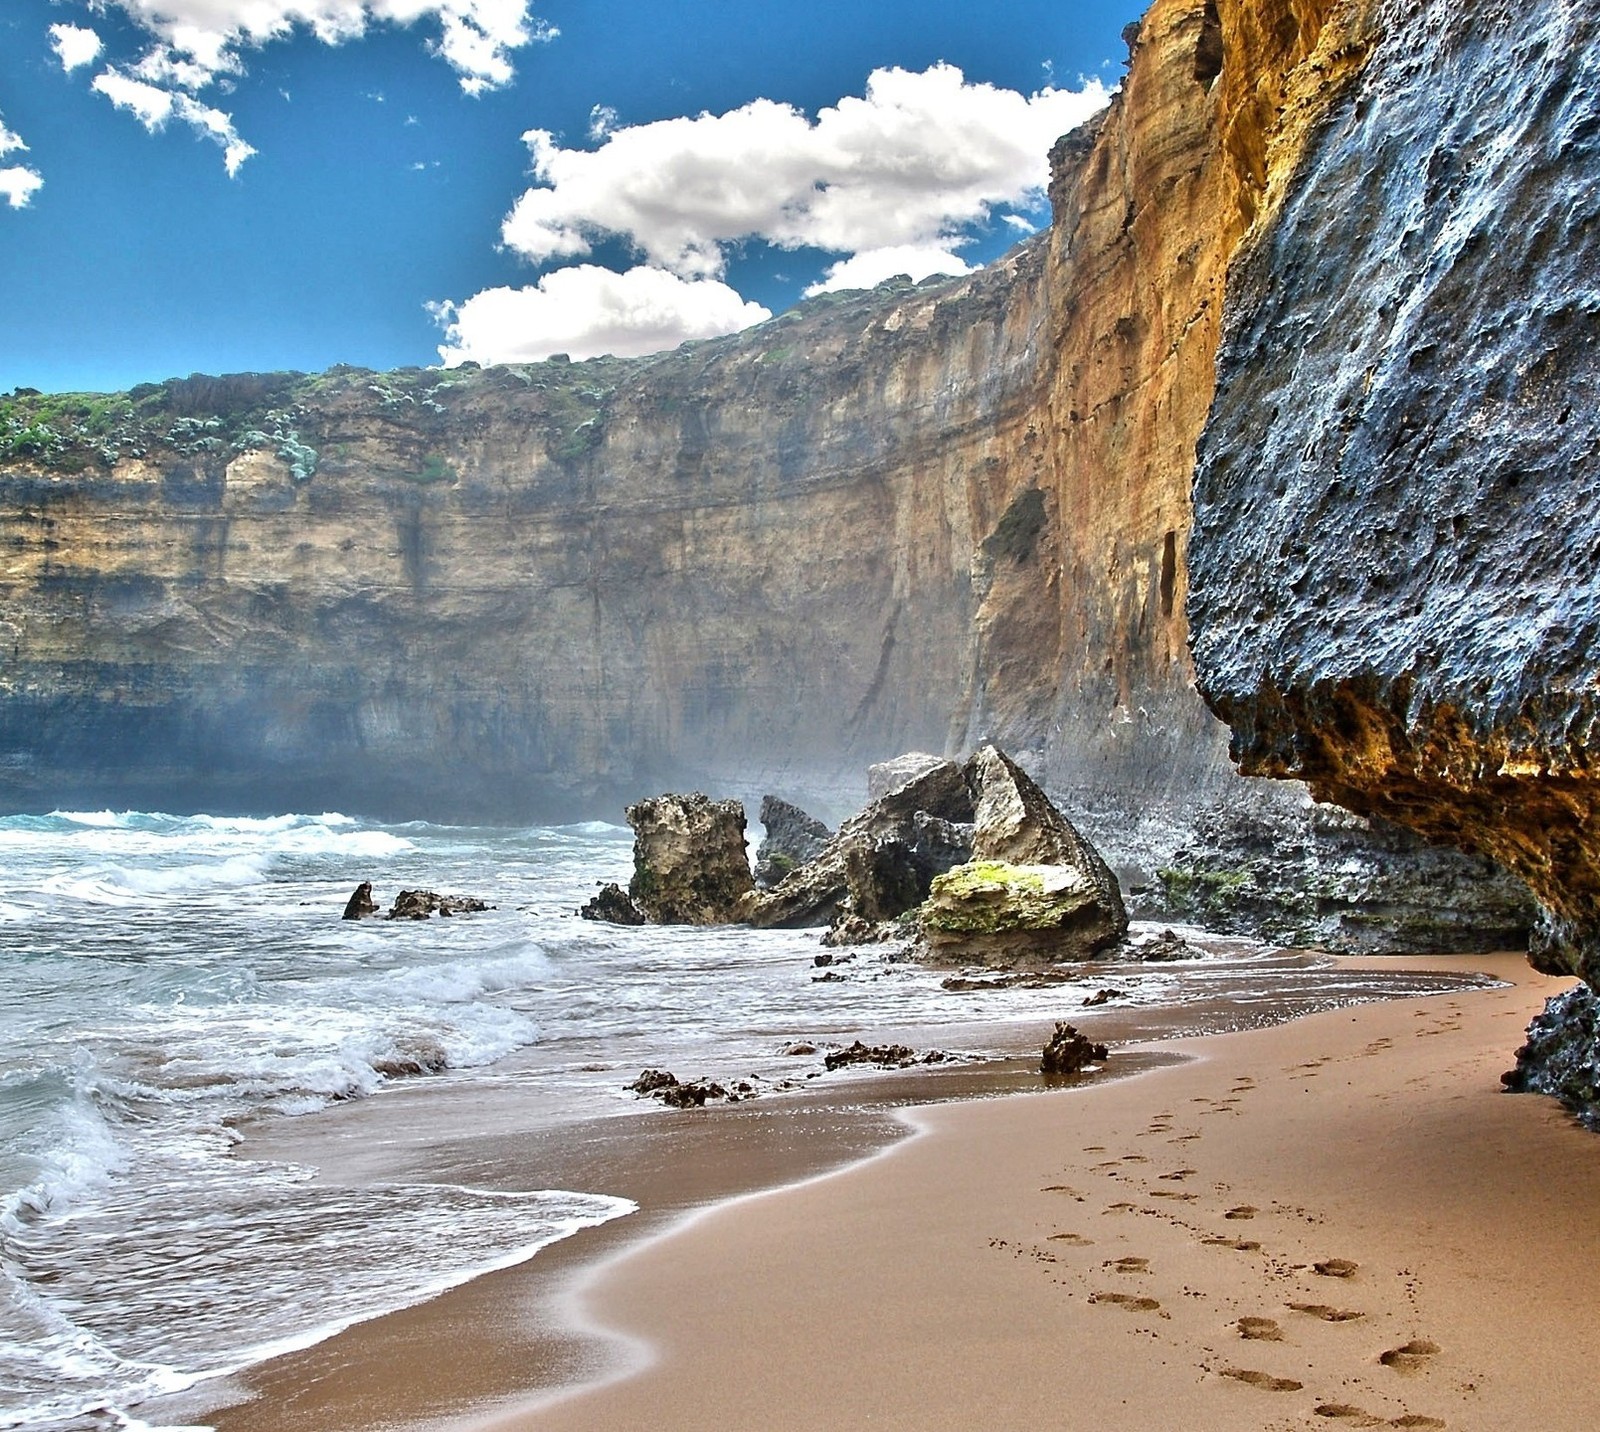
<box><xmin>921</xmin><ymin>860</ymin><xmax>1123</xmax><ymax>962</ymax></box>
<box><xmin>626</xmin><ymin>792</ymin><xmax>754</xmax><ymax>924</ymax></box>
<box><xmin>753</xmin><ymin>796</ymin><xmax>833</xmax><ymax>889</ymax></box>
<box><xmin>741</xmin><ymin>759</ymin><xmax>975</xmax><ymax>928</ymax></box>
<box><xmin>916</xmin><ymin>745</ymin><xmax>1128</xmax><ymax>962</ymax></box>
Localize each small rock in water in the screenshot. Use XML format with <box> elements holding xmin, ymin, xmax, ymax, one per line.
<box><xmin>384</xmin><ymin>889</ymin><xmax>490</xmax><ymax>920</ymax></box>
<box><xmin>579</xmin><ymin>882</ymin><xmax>647</xmax><ymax>925</ymax></box>
<box><xmin>1083</xmin><ymin>987</ymin><xmax>1125</xmax><ymax>1007</ymax></box>
<box><xmin>341</xmin><ymin>881</ymin><xmax>378</xmax><ymax>920</ymax></box>
<box><xmin>1041</xmin><ymin>1021</ymin><xmax>1109</xmax><ymax>1075</ymax></box>
<box><xmin>627</xmin><ymin>1068</ymin><xmax>729</xmax><ymax>1107</ymax></box>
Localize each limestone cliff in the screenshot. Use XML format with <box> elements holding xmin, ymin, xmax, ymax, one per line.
<box><xmin>0</xmin><ymin>0</ymin><xmax>1535</xmax><ymax>951</ymax></box>
<box><xmin>1187</xmin><ymin>0</ymin><xmax>1600</xmax><ymax>982</ymax></box>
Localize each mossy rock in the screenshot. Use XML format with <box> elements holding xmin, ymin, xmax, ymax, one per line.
<box><xmin>922</xmin><ymin>860</ymin><xmax>1100</xmax><ymax>935</ymax></box>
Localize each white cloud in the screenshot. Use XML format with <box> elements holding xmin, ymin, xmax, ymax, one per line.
<box><xmin>804</xmin><ymin>245</ymin><xmax>973</xmax><ymax>296</ymax></box>
<box><xmin>431</xmin><ymin>263</ymin><xmax>772</xmax><ymax>366</ymax></box>
<box><xmin>500</xmin><ymin>63</ymin><xmax>1109</xmax><ymax>279</ymax></box>
<box><xmin>0</xmin><ymin>167</ymin><xmax>44</xmax><ymax>209</ymax></box>
<box><xmin>49</xmin><ymin>24</ymin><xmax>104</xmax><ymax>73</ymax></box>
<box><xmin>59</xmin><ymin>3</ymin><xmax>556</xmax><ymax>172</ymax></box>
<box><xmin>90</xmin><ymin>1</ymin><xmax>554</xmax><ymax>96</ymax></box>
<box><xmin>0</xmin><ymin>114</ymin><xmax>42</xmax><ymax>208</ymax></box>
<box><xmin>92</xmin><ymin>70</ymin><xmax>256</xmax><ymax>176</ymax></box>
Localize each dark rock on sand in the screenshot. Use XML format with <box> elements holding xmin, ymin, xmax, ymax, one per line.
<box><xmin>823</xmin><ymin>1040</ymin><xmax>948</xmax><ymax>1071</ymax></box>
<box><xmin>754</xmin><ymin>796</ymin><xmax>833</xmax><ymax>889</ymax></box>
<box><xmin>626</xmin><ymin>792</ymin><xmax>754</xmax><ymax>924</ymax></box>
<box><xmin>627</xmin><ymin>1068</ymin><xmax>729</xmax><ymax>1107</ymax></box>
<box><xmin>1502</xmin><ymin>984</ymin><xmax>1600</xmax><ymax>1123</ymax></box>
<box><xmin>579</xmin><ymin>881</ymin><xmax>647</xmax><ymax>925</ymax></box>
<box><xmin>1040</xmin><ymin>1022</ymin><xmax>1109</xmax><ymax>1075</ymax></box>
<box><xmin>341</xmin><ymin>881</ymin><xmax>378</xmax><ymax>920</ymax></box>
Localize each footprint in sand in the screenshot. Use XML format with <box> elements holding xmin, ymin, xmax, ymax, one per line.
<box><xmin>1048</xmin><ymin>1231</ymin><xmax>1094</xmax><ymax>1245</ymax></box>
<box><xmin>1159</xmin><ymin>1168</ymin><xmax>1197</xmax><ymax>1181</ymax></box>
<box><xmin>1235</xmin><ymin>1316</ymin><xmax>1283</xmax><ymax>1341</ymax></box>
<box><xmin>1203</xmin><ymin>1236</ymin><xmax>1262</xmax><ymax>1252</ymax></box>
<box><xmin>1105</xmin><ymin>1255</ymin><xmax>1150</xmax><ymax>1273</ymax></box>
<box><xmin>1224</xmin><ymin>1205</ymin><xmax>1258</xmax><ymax>1220</ymax></box>
<box><xmin>1316</xmin><ymin>1412</ymin><xmax>1446</xmax><ymax>1431</ymax></box>
<box><xmin>1121</xmin><ymin>1153</ymin><xmax>1150</xmax><ymax>1163</ymax></box>
<box><xmin>1288</xmin><ymin>1302</ymin><xmax>1365</xmax><ymax>1322</ymax></box>
<box><xmin>1149</xmin><ymin>1190</ymin><xmax>1198</xmax><ymax>1201</ymax></box>
<box><xmin>1313</xmin><ymin>1405</ymin><xmax>1385</xmax><ymax>1426</ymax></box>
<box><xmin>1380</xmin><ymin>1339</ymin><xmax>1441</xmax><ymax>1372</ymax></box>
<box><xmin>1314</xmin><ymin>1257</ymin><xmax>1360</xmax><ymax>1278</ymax></box>
<box><xmin>1220</xmin><ymin>1367</ymin><xmax>1303</xmax><ymax>1392</ymax></box>
<box><xmin>1041</xmin><ymin>1184</ymin><xmax>1086</xmax><ymax>1198</ymax></box>
<box><xmin>1090</xmin><ymin>1291</ymin><xmax>1161</xmax><ymax>1312</ymax></box>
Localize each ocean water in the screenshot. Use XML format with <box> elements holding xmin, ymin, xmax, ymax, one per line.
<box><xmin>0</xmin><ymin>810</ymin><xmax>1493</xmax><ymax>1431</ymax></box>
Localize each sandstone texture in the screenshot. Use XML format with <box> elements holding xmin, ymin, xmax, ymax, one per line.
<box><xmin>625</xmin><ymin>793</ymin><xmax>753</xmax><ymax>925</ymax></box>
<box><xmin>1187</xmin><ymin>0</ymin><xmax>1600</xmax><ymax>982</ymax></box>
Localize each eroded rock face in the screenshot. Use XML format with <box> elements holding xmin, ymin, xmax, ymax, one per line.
<box><xmin>753</xmin><ymin>796</ymin><xmax>832</xmax><ymax>889</ymax></box>
<box><xmin>626</xmin><ymin>793</ymin><xmax>753</xmax><ymax>925</ymax></box>
<box><xmin>741</xmin><ymin>760</ymin><xmax>975</xmax><ymax>928</ymax></box>
<box><xmin>1502</xmin><ymin>986</ymin><xmax>1600</xmax><ymax>1124</ymax></box>
<box><xmin>1187</xmin><ymin>0</ymin><xmax>1600</xmax><ymax>983</ymax></box>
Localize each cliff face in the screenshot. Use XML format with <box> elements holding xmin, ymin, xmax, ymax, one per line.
<box><xmin>1</xmin><ymin>255</ymin><xmax>1049</xmax><ymax>821</ymax></box>
<box><xmin>1187</xmin><ymin>0</ymin><xmax>1600</xmax><ymax>981</ymax></box>
<box><xmin>0</xmin><ymin>0</ymin><xmax>1537</xmax><ymax>952</ymax></box>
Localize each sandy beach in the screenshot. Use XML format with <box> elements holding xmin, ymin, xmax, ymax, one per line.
<box><xmin>476</xmin><ymin>954</ymin><xmax>1596</xmax><ymax>1432</ymax></box>
<box><xmin>187</xmin><ymin>953</ymin><xmax>1600</xmax><ymax>1432</ymax></box>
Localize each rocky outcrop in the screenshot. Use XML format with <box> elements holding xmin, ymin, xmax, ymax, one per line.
<box><xmin>385</xmin><ymin>889</ymin><xmax>490</xmax><ymax>919</ymax></box>
<box><xmin>341</xmin><ymin>881</ymin><xmax>377</xmax><ymax>920</ymax></box>
<box><xmin>753</xmin><ymin>796</ymin><xmax>832</xmax><ymax>889</ymax></box>
<box><xmin>967</xmin><ymin>745</ymin><xmax>1126</xmax><ymax>927</ymax></box>
<box><xmin>742</xmin><ymin>760</ymin><xmax>976</xmax><ymax>928</ymax></box>
<box><xmin>1501</xmin><ymin>985</ymin><xmax>1600</xmax><ymax>1126</ymax></box>
<box><xmin>1186</xmin><ymin>0</ymin><xmax>1600</xmax><ymax>982</ymax></box>
<box><xmin>1153</xmin><ymin>798</ymin><xmax>1535</xmax><ymax>955</ymax></box>
<box><xmin>916</xmin><ymin>745</ymin><xmax>1128</xmax><ymax>961</ymax></box>
<box><xmin>579</xmin><ymin>881</ymin><xmax>647</xmax><ymax>925</ymax></box>
<box><xmin>626</xmin><ymin>793</ymin><xmax>753</xmax><ymax>925</ymax></box>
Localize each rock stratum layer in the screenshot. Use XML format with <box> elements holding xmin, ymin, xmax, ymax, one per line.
<box><xmin>0</xmin><ymin>0</ymin><xmax>1540</xmax><ymax>952</ymax></box>
<box><xmin>1187</xmin><ymin>0</ymin><xmax>1600</xmax><ymax>982</ymax></box>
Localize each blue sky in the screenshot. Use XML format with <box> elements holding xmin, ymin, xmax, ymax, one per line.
<box><xmin>0</xmin><ymin>1</ymin><xmax>1139</xmax><ymax>396</ymax></box>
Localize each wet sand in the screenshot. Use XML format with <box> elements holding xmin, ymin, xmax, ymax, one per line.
<box><xmin>176</xmin><ymin>954</ymin><xmax>1596</xmax><ymax>1432</ymax></box>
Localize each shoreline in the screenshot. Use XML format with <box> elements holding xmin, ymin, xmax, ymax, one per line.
<box><xmin>145</xmin><ymin>951</ymin><xmax>1569</xmax><ymax>1432</ymax></box>
<box><xmin>497</xmin><ymin>953</ymin><xmax>1598</xmax><ymax>1431</ymax></box>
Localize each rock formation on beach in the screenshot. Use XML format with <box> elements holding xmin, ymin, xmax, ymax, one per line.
<box><xmin>604</xmin><ymin>746</ymin><xmax>1127</xmax><ymax>963</ymax></box>
<box><xmin>624</xmin><ymin>792</ymin><xmax>754</xmax><ymax>925</ymax></box>
<box><xmin>0</xmin><ymin>0</ymin><xmax>1559</xmax><ymax>962</ymax></box>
